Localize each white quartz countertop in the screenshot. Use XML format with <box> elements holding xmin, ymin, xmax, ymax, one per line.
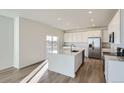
<box><xmin>104</xmin><ymin>55</ymin><xmax>124</xmax><ymax>62</ymax></box>
<box><xmin>48</xmin><ymin>49</ymin><xmax>85</xmax><ymax>55</ymax></box>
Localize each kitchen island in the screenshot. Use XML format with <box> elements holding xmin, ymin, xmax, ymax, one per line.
<box><xmin>48</xmin><ymin>49</ymin><xmax>85</xmax><ymax>78</ymax></box>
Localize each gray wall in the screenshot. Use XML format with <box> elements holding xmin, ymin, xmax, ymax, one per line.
<box><xmin>0</xmin><ymin>16</ymin><xmax>14</xmax><ymax>70</ymax></box>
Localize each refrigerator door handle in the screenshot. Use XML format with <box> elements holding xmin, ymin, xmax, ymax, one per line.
<box><xmin>92</xmin><ymin>41</ymin><xmax>94</xmax><ymax>49</ymax></box>
<box><xmin>89</xmin><ymin>44</ymin><xmax>92</xmax><ymax>48</ymax></box>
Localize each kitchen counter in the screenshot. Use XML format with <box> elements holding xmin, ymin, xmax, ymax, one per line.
<box><xmin>104</xmin><ymin>55</ymin><xmax>124</xmax><ymax>62</ymax></box>
<box><xmin>48</xmin><ymin>49</ymin><xmax>85</xmax><ymax>78</ymax></box>
<box><xmin>49</xmin><ymin>49</ymin><xmax>85</xmax><ymax>55</ymax></box>
<box><xmin>103</xmin><ymin>52</ymin><xmax>124</xmax><ymax>62</ymax></box>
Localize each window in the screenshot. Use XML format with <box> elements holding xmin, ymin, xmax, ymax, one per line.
<box><xmin>46</xmin><ymin>35</ymin><xmax>58</xmax><ymax>53</ymax></box>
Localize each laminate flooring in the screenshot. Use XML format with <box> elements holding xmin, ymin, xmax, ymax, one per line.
<box><xmin>0</xmin><ymin>62</ymin><xmax>41</xmax><ymax>83</ymax></box>
<box><xmin>38</xmin><ymin>58</ymin><xmax>105</xmax><ymax>83</ymax></box>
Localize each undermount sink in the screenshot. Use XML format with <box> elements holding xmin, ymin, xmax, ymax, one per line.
<box><xmin>71</xmin><ymin>50</ymin><xmax>79</xmax><ymax>52</ymax></box>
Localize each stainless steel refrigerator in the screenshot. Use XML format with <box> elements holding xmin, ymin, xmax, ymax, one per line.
<box><xmin>88</xmin><ymin>37</ymin><xmax>101</xmax><ymax>59</ymax></box>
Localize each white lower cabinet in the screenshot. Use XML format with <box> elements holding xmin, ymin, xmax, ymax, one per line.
<box><xmin>105</xmin><ymin>61</ymin><xmax>124</xmax><ymax>83</ymax></box>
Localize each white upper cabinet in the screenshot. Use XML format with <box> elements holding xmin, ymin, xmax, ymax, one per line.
<box><xmin>88</xmin><ymin>30</ymin><xmax>101</xmax><ymax>37</ymax></box>
<box><xmin>64</xmin><ymin>33</ymin><xmax>68</xmax><ymax>42</ymax></box>
<box><xmin>81</xmin><ymin>31</ymin><xmax>88</xmax><ymax>42</ymax></box>
<box><xmin>73</xmin><ymin>32</ymin><xmax>82</xmax><ymax>42</ymax></box>
<box><xmin>64</xmin><ymin>30</ymin><xmax>102</xmax><ymax>43</ymax></box>
<box><xmin>108</xmin><ymin>10</ymin><xmax>120</xmax><ymax>44</ymax></box>
<box><xmin>102</xmin><ymin>30</ymin><xmax>108</xmax><ymax>42</ymax></box>
<box><xmin>64</xmin><ymin>32</ymin><xmax>82</xmax><ymax>42</ymax></box>
<box><xmin>64</xmin><ymin>33</ymin><xmax>71</xmax><ymax>42</ymax></box>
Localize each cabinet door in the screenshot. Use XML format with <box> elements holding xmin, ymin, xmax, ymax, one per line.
<box><xmin>108</xmin><ymin>61</ymin><xmax>124</xmax><ymax>83</ymax></box>
<box><xmin>82</xmin><ymin>31</ymin><xmax>88</xmax><ymax>42</ymax></box>
<box><xmin>71</xmin><ymin>33</ymin><xmax>76</xmax><ymax>42</ymax></box>
<box><xmin>64</xmin><ymin>32</ymin><xmax>88</xmax><ymax>42</ymax></box>
<box><xmin>74</xmin><ymin>32</ymin><xmax>82</xmax><ymax>42</ymax></box>
<box><xmin>64</xmin><ymin>33</ymin><xmax>68</xmax><ymax>42</ymax></box>
<box><xmin>77</xmin><ymin>32</ymin><xmax>82</xmax><ymax>42</ymax></box>
<box><xmin>64</xmin><ymin>33</ymin><xmax>72</xmax><ymax>42</ymax></box>
<box><xmin>68</xmin><ymin>33</ymin><xmax>72</xmax><ymax>42</ymax></box>
<box><xmin>102</xmin><ymin>30</ymin><xmax>108</xmax><ymax>42</ymax></box>
<box><xmin>108</xmin><ymin>10</ymin><xmax>120</xmax><ymax>44</ymax></box>
<box><xmin>69</xmin><ymin>32</ymin><xmax>82</xmax><ymax>42</ymax></box>
<box><xmin>88</xmin><ymin>30</ymin><xmax>101</xmax><ymax>37</ymax></box>
<box><xmin>88</xmin><ymin>31</ymin><xmax>93</xmax><ymax>37</ymax></box>
<box><xmin>93</xmin><ymin>30</ymin><xmax>101</xmax><ymax>37</ymax></box>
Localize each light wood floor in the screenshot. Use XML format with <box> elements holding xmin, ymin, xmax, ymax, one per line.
<box><xmin>0</xmin><ymin>63</ymin><xmax>41</xmax><ymax>83</ymax></box>
<box><xmin>38</xmin><ymin>58</ymin><xmax>105</xmax><ymax>83</ymax></box>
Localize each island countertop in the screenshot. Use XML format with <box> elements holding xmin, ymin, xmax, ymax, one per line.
<box><xmin>48</xmin><ymin>49</ymin><xmax>85</xmax><ymax>55</ymax></box>
<box><xmin>48</xmin><ymin>48</ymin><xmax>85</xmax><ymax>78</ymax></box>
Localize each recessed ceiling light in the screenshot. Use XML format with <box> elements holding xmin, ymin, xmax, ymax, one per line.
<box><xmin>90</xmin><ymin>18</ymin><xmax>94</xmax><ymax>22</ymax></box>
<box><xmin>88</xmin><ymin>11</ymin><xmax>93</xmax><ymax>14</ymax></box>
<box><xmin>57</xmin><ymin>17</ymin><xmax>61</xmax><ymax>21</ymax></box>
<box><xmin>92</xmin><ymin>24</ymin><xmax>96</xmax><ymax>27</ymax></box>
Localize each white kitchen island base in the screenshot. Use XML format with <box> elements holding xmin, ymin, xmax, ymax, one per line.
<box><xmin>48</xmin><ymin>49</ymin><xmax>84</xmax><ymax>78</ymax></box>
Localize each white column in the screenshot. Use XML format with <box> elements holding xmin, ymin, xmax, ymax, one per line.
<box><xmin>13</xmin><ymin>16</ymin><xmax>20</xmax><ymax>69</ymax></box>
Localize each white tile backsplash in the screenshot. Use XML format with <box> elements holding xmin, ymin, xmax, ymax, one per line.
<box><xmin>64</xmin><ymin>42</ymin><xmax>88</xmax><ymax>57</ymax></box>
<box><xmin>110</xmin><ymin>43</ymin><xmax>124</xmax><ymax>53</ymax></box>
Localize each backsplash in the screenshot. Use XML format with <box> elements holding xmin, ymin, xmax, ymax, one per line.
<box><xmin>102</xmin><ymin>42</ymin><xmax>110</xmax><ymax>48</ymax></box>
<box><xmin>64</xmin><ymin>42</ymin><xmax>88</xmax><ymax>47</ymax></box>
<box><xmin>64</xmin><ymin>42</ymin><xmax>88</xmax><ymax>57</ymax></box>
<box><xmin>116</xmin><ymin>44</ymin><xmax>124</xmax><ymax>48</ymax></box>
<box><xmin>110</xmin><ymin>43</ymin><xmax>124</xmax><ymax>53</ymax></box>
<box><xmin>64</xmin><ymin>42</ymin><xmax>124</xmax><ymax>56</ymax></box>
<box><xmin>64</xmin><ymin>42</ymin><xmax>110</xmax><ymax>48</ymax></box>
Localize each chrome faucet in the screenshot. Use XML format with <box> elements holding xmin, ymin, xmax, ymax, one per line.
<box><xmin>71</xmin><ymin>44</ymin><xmax>76</xmax><ymax>52</ymax></box>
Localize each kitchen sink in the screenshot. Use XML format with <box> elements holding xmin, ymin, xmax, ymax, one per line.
<box><xmin>71</xmin><ymin>50</ymin><xmax>79</xmax><ymax>52</ymax></box>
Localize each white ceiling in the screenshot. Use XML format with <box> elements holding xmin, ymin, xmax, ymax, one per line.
<box><xmin>0</xmin><ymin>9</ymin><xmax>117</xmax><ymax>31</ymax></box>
